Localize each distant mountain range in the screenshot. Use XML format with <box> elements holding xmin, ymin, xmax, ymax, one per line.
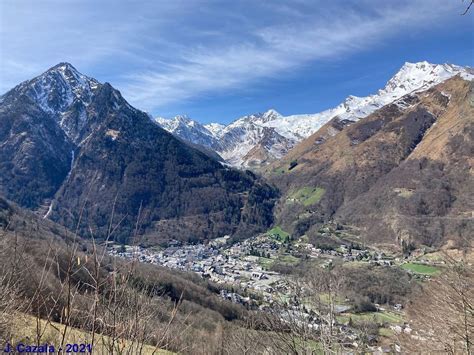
<box><xmin>155</xmin><ymin>62</ymin><xmax>473</xmax><ymax>168</ymax></box>
<box><xmin>0</xmin><ymin>63</ymin><xmax>277</xmax><ymax>244</ymax></box>
<box><xmin>0</xmin><ymin>60</ymin><xmax>472</xmax><ymax>250</ymax></box>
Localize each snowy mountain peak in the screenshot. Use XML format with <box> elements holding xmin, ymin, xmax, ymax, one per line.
<box><xmin>259</xmin><ymin>109</ymin><xmax>283</xmax><ymax>123</ymax></box>
<box><xmin>175</xmin><ymin>114</ymin><xmax>191</xmax><ymax>121</ymax></box>
<box><xmin>245</xmin><ymin>109</ymin><xmax>282</xmax><ymax>124</ymax></box>
<box><xmin>9</xmin><ymin>62</ymin><xmax>100</xmax><ymax>116</ymax></box>
<box><xmin>156</xmin><ymin>115</ymin><xmax>196</xmax><ymax>131</ymax></box>
<box><xmin>0</xmin><ymin>62</ymin><xmax>134</xmax><ymax>144</ymax></box>
<box><xmin>41</xmin><ymin>62</ymin><xmax>99</xmax><ymax>93</ymax></box>
<box><xmin>151</xmin><ymin>61</ymin><xmax>473</xmax><ymax>169</ymax></box>
<box><xmin>381</xmin><ymin>61</ymin><xmax>472</xmax><ymax>97</ymax></box>
<box><xmin>343</xmin><ymin>95</ymin><xmax>364</xmax><ymax>108</ymax></box>
<box><xmin>204</xmin><ymin>122</ymin><xmax>226</xmax><ymax>136</ymax></box>
<box><xmin>154</xmin><ymin>115</ymin><xmax>222</xmax><ymax>150</ymax></box>
<box><xmin>51</xmin><ymin>62</ymin><xmax>82</xmax><ymax>77</ymax></box>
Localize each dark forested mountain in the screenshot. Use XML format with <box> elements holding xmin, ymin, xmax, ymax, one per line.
<box><xmin>0</xmin><ymin>63</ymin><xmax>277</xmax><ymax>244</ymax></box>
<box><xmin>267</xmin><ymin>76</ymin><xmax>473</xmax><ymax>249</ymax></box>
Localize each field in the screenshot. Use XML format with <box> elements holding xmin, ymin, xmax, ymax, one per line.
<box><xmin>267</xmin><ymin>225</ymin><xmax>290</xmax><ymax>241</ymax></box>
<box><xmin>288</xmin><ymin>187</ymin><xmax>325</xmax><ymax>206</ymax></box>
<box><xmin>258</xmin><ymin>254</ymin><xmax>300</xmax><ymax>270</ymax></box>
<box><xmin>277</xmin><ymin>254</ymin><xmax>300</xmax><ymax>265</ymax></box>
<box><xmin>378</xmin><ymin>327</ymin><xmax>395</xmax><ymax>337</ymax></box>
<box><xmin>401</xmin><ymin>262</ymin><xmax>441</xmax><ymax>275</ymax></box>
<box><xmin>258</xmin><ymin>256</ymin><xmax>274</xmax><ymax>269</ymax></box>
<box><xmin>318</xmin><ymin>293</ymin><xmax>348</xmax><ymax>305</ymax></box>
<box><xmin>10</xmin><ymin>313</ymin><xmax>172</xmax><ymax>355</ymax></box>
<box><xmin>271</xmin><ymin>167</ymin><xmax>287</xmax><ymax>175</ymax></box>
<box><xmin>337</xmin><ymin>310</ymin><xmax>403</xmax><ymax>325</ymax></box>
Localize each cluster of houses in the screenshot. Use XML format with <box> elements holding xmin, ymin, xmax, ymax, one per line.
<box><xmin>107</xmin><ymin>235</ymin><xmax>288</xmax><ymax>303</ymax></box>
<box><xmin>107</xmin><ymin>231</ymin><xmax>418</xmax><ymax>352</ymax></box>
<box><xmin>108</xmin><ymin>229</ymin><xmax>408</xmax><ymax>308</ymax></box>
<box><xmin>296</xmin><ymin>241</ymin><xmax>397</xmax><ymax>266</ymax></box>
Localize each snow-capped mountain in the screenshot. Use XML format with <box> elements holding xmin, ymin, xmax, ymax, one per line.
<box><xmin>213</xmin><ymin>110</ymin><xmax>295</xmax><ymax>166</ymax></box>
<box><xmin>16</xmin><ymin>62</ymin><xmax>99</xmax><ymax>112</ymax></box>
<box><xmin>157</xmin><ymin>61</ymin><xmax>474</xmax><ymax>168</ymax></box>
<box><xmin>155</xmin><ymin>110</ymin><xmax>296</xmax><ymax>166</ymax></box>
<box><xmin>2</xmin><ymin>62</ymin><xmax>110</xmax><ymax>144</ymax></box>
<box><xmin>262</xmin><ymin>62</ymin><xmax>474</xmax><ymax>141</ymax></box>
<box><xmin>204</xmin><ymin>122</ymin><xmax>226</xmax><ymax>136</ymax></box>
<box><xmin>0</xmin><ymin>62</ymin><xmax>143</xmax><ymax>210</ymax></box>
<box><xmin>0</xmin><ymin>62</ymin><xmax>277</xmax><ymax>242</ymax></box>
<box><xmin>155</xmin><ymin>115</ymin><xmax>222</xmax><ymax>150</ymax></box>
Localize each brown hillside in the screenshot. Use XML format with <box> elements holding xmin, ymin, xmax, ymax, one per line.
<box><xmin>267</xmin><ymin>76</ymin><xmax>473</xmax><ymax>249</ymax></box>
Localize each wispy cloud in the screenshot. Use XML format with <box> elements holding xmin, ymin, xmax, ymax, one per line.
<box><xmin>0</xmin><ymin>0</ymin><xmax>191</xmax><ymax>90</ymax></box>
<box><xmin>118</xmin><ymin>0</ymin><xmax>458</xmax><ymax>111</ymax></box>
<box><xmin>0</xmin><ymin>0</ymin><xmax>463</xmax><ymax>114</ymax></box>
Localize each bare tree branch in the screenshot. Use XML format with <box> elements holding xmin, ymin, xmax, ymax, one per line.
<box><xmin>462</xmin><ymin>0</ymin><xmax>474</xmax><ymax>15</ymax></box>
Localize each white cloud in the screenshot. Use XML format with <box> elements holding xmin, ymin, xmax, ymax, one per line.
<box><xmin>119</xmin><ymin>0</ymin><xmax>458</xmax><ymax>111</ymax></box>
<box><xmin>0</xmin><ymin>0</ymin><xmax>192</xmax><ymax>91</ymax></box>
<box><xmin>0</xmin><ymin>0</ymin><xmax>462</xmax><ymax>113</ymax></box>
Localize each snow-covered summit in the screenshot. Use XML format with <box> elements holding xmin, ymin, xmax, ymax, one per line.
<box><xmin>155</xmin><ymin>115</ymin><xmax>222</xmax><ymax>150</ymax></box>
<box><xmin>10</xmin><ymin>62</ymin><xmax>100</xmax><ymax>115</ymax></box>
<box><xmin>249</xmin><ymin>109</ymin><xmax>283</xmax><ymax>124</ymax></box>
<box><xmin>204</xmin><ymin>122</ymin><xmax>226</xmax><ymax>136</ymax></box>
<box><xmin>382</xmin><ymin>61</ymin><xmax>473</xmax><ymax>95</ymax></box>
<box><xmin>224</xmin><ymin>109</ymin><xmax>283</xmax><ymax>127</ymax></box>
<box><xmin>0</xmin><ymin>62</ymin><xmax>136</xmax><ymax>144</ymax></box>
<box><xmin>215</xmin><ymin>110</ymin><xmax>295</xmax><ymax>166</ymax></box>
<box><xmin>0</xmin><ymin>63</ymin><xmax>104</xmax><ymax>143</ymax></box>
<box><xmin>259</xmin><ymin>62</ymin><xmax>473</xmax><ymax>141</ymax></box>
<box><xmin>155</xmin><ymin>115</ymin><xmax>195</xmax><ymax>131</ymax></box>
<box><xmin>155</xmin><ymin>61</ymin><xmax>473</xmax><ymax>168</ymax></box>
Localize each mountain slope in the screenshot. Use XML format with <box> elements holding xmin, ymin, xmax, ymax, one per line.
<box><xmin>0</xmin><ymin>63</ymin><xmax>278</xmax><ymax>244</ymax></box>
<box><xmin>155</xmin><ymin>115</ymin><xmax>223</xmax><ymax>152</ymax></box>
<box><xmin>267</xmin><ymin>75</ymin><xmax>473</xmax><ymax>249</ymax></box>
<box><xmin>0</xmin><ymin>195</ymin><xmax>250</xmax><ymax>353</ymax></box>
<box><xmin>0</xmin><ymin>82</ymin><xmax>73</xmax><ymax>208</ymax></box>
<box><xmin>156</xmin><ymin>62</ymin><xmax>473</xmax><ymax>168</ymax></box>
<box><xmin>336</xmin><ymin>77</ymin><xmax>474</xmax><ymax>248</ymax></box>
<box><xmin>216</xmin><ymin>110</ymin><xmax>296</xmax><ymax>166</ymax></box>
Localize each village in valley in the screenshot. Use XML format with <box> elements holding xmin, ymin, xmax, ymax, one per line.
<box><xmin>107</xmin><ymin>223</ymin><xmax>442</xmax><ymax>305</ymax></box>
<box><xmin>105</xmin><ymin>222</ymin><xmax>446</xmax><ymax>351</ymax></box>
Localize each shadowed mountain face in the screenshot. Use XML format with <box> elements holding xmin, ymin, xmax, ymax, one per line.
<box><xmin>0</xmin><ymin>63</ymin><xmax>278</xmax><ymax>244</ymax></box>
<box><xmin>268</xmin><ymin>76</ymin><xmax>473</xmax><ymax>249</ymax></box>
<box><xmin>0</xmin><ymin>82</ymin><xmax>74</xmax><ymax>208</ymax></box>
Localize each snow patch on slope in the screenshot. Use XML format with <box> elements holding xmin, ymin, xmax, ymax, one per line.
<box><xmin>154</xmin><ymin>115</ymin><xmax>222</xmax><ymax>150</ymax></box>
<box><xmin>262</xmin><ymin>62</ymin><xmax>473</xmax><ymax>141</ymax></box>
<box><xmin>20</xmin><ymin>62</ymin><xmax>99</xmax><ymax>115</ymax></box>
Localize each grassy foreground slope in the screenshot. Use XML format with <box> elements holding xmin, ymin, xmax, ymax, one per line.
<box><xmin>11</xmin><ymin>314</ymin><xmax>173</xmax><ymax>355</ymax></box>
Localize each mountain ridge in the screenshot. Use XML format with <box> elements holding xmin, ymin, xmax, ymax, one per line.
<box><xmin>155</xmin><ymin>61</ymin><xmax>473</xmax><ymax>168</ymax></box>
<box><xmin>267</xmin><ymin>75</ymin><xmax>473</xmax><ymax>249</ymax></box>
<box><xmin>0</xmin><ymin>63</ymin><xmax>278</xmax><ymax>244</ymax></box>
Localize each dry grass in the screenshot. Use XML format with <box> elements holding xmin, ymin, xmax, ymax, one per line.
<box><xmin>9</xmin><ymin>313</ymin><xmax>173</xmax><ymax>355</ymax></box>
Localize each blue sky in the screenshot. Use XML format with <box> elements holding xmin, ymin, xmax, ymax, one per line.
<box><xmin>0</xmin><ymin>0</ymin><xmax>473</xmax><ymax>124</ymax></box>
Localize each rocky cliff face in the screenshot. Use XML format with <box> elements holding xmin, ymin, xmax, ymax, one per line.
<box><xmin>0</xmin><ymin>81</ymin><xmax>74</xmax><ymax>208</ymax></box>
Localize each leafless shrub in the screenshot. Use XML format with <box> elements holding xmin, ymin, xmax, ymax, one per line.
<box><xmin>402</xmin><ymin>256</ymin><xmax>473</xmax><ymax>354</ymax></box>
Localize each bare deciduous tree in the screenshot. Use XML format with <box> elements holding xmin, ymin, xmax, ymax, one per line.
<box><xmin>403</xmin><ymin>258</ymin><xmax>473</xmax><ymax>354</ymax></box>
